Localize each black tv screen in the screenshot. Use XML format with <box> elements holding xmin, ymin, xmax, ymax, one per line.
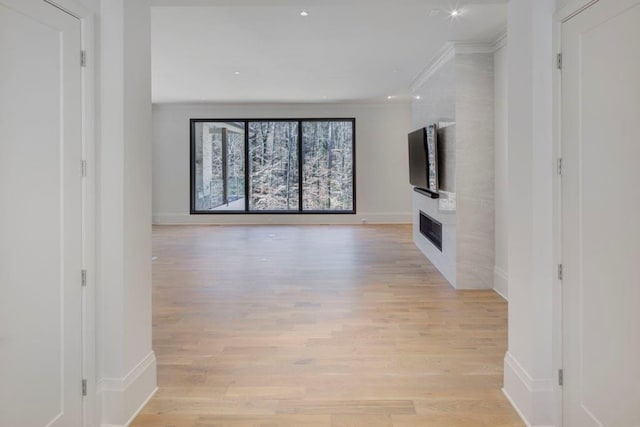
<box><xmin>408</xmin><ymin>125</ymin><xmax>439</xmax><ymax>194</ymax></box>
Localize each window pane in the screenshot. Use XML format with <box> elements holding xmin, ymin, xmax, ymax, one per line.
<box><xmin>302</xmin><ymin>121</ymin><xmax>354</xmax><ymax>211</ymax></box>
<box><xmin>248</xmin><ymin>121</ymin><xmax>299</xmax><ymax>211</ymax></box>
<box><xmin>193</xmin><ymin>121</ymin><xmax>245</xmax><ymax>211</ymax></box>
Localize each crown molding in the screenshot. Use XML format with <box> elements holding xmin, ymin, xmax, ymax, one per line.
<box><xmin>555</xmin><ymin>0</ymin><xmax>598</xmax><ymax>22</ymax></box>
<box><xmin>492</xmin><ymin>32</ymin><xmax>508</xmax><ymax>52</ymax></box>
<box><xmin>451</xmin><ymin>41</ymin><xmax>495</xmax><ymax>54</ymax></box>
<box><xmin>410</xmin><ymin>40</ymin><xmax>496</xmax><ymax>93</ymax></box>
<box><xmin>409</xmin><ymin>42</ymin><xmax>455</xmax><ymax>93</ymax></box>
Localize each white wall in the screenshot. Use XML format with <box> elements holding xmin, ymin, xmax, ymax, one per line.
<box><xmin>76</xmin><ymin>0</ymin><xmax>98</xmax><ymax>12</ymax></box>
<box><xmin>97</xmin><ymin>0</ymin><xmax>156</xmax><ymax>425</ymax></box>
<box><xmin>503</xmin><ymin>0</ymin><xmax>555</xmax><ymax>425</ymax></box>
<box><xmin>152</xmin><ymin>102</ymin><xmax>413</xmax><ymax>224</ymax></box>
<box><xmin>412</xmin><ymin>58</ymin><xmax>456</xmax><ymax>126</ymax></box>
<box><xmin>494</xmin><ymin>40</ymin><xmax>508</xmax><ymax>299</ymax></box>
<box><xmin>123</xmin><ymin>0</ymin><xmax>153</xmax><ymax>375</ymax></box>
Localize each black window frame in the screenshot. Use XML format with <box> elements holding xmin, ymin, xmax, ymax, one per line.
<box><xmin>190</xmin><ymin>118</ymin><xmax>356</xmax><ymax>215</ymax></box>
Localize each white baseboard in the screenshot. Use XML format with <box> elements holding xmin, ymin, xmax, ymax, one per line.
<box><xmin>100</xmin><ymin>387</ymin><xmax>157</xmax><ymax>427</ymax></box>
<box><xmin>503</xmin><ymin>352</ymin><xmax>555</xmax><ymax>427</ymax></box>
<box><xmin>493</xmin><ymin>266</ymin><xmax>509</xmax><ymax>300</ymax></box>
<box><xmin>152</xmin><ymin>212</ymin><xmax>412</xmax><ymax>225</ymax></box>
<box><xmin>98</xmin><ymin>351</ymin><xmax>157</xmax><ymax>427</ymax></box>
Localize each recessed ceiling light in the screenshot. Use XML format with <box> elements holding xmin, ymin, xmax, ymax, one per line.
<box><xmin>450</xmin><ymin>9</ymin><xmax>461</xmax><ymax>17</ymax></box>
<box><xmin>233</xmin><ymin>71</ymin><xmax>240</xmax><ymax>75</ymax></box>
<box><xmin>300</xmin><ymin>11</ymin><xmax>309</xmax><ymax>17</ymax></box>
<box><xmin>387</xmin><ymin>95</ymin><xmax>395</xmax><ymax>100</ymax></box>
<box><xmin>414</xmin><ymin>95</ymin><xmax>421</xmax><ymax>100</ymax></box>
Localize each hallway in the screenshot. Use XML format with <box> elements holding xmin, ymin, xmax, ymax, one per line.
<box><xmin>132</xmin><ymin>225</ymin><xmax>522</xmax><ymax>426</ymax></box>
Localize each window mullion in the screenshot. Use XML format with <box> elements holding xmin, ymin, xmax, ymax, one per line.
<box><xmin>298</xmin><ymin>120</ymin><xmax>304</xmax><ymax>212</ymax></box>
<box><xmin>244</xmin><ymin>121</ymin><xmax>249</xmax><ymax>212</ymax></box>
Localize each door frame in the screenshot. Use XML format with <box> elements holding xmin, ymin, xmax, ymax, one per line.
<box><xmin>552</xmin><ymin>1</ymin><xmax>602</xmax><ymax>426</ymax></box>
<box><xmin>42</xmin><ymin>0</ymin><xmax>96</xmax><ymax>425</ymax></box>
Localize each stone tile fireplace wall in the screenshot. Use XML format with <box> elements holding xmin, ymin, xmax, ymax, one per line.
<box><xmin>410</xmin><ymin>43</ymin><xmax>495</xmax><ymax>290</ymax></box>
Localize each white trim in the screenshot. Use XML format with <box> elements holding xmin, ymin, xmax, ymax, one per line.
<box><xmin>493</xmin><ymin>266</ymin><xmax>508</xmax><ymax>300</ymax></box>
<box><xmin>410</xmin><ymin>41</ymin><xmax>495</xmax><ymax>93</ymax></box>
<box><xmin>493</xmin><ymin>287</ymin><xmax>508</xmax><ymax>301</ymax></box>
<box><xmin>505</xmin><ymin>352</ymin><xmax>553</xmax><ymax>394</ymax></box>
<box><xmin>152</xmin><ymin>212</ymin><xmax>412</xmax><ymax>225</ymax></box>
<box><xmin>555</xmin><ymin>0</ymin><xmax>600</xmax><ymax>22</ymax></box>
<box><xmin>78</xmin><ymin>13</ymin><xmax>97</xmax><ymax>427</ymax></box>
<box><xmin>409</xmin><ymin>42</ymin><xmax>455</xmax><ymax>93</ymax></box>
<box><xmin>503</xmin><ymin>352</ymin><xmax>555</xmax><ymax>427</ymax></box>
<box><xmin>100</xmin><ymin>387</ymin><xmax>157</xmax><ymax>427</ymax></box>
<box><xmin>42</xmin><ymin>1</ymin><xmax>97</xmax><ymax>426</ymax></box>
<box><xmin>451</xmin><ymin>41</ymin><xmax>495</xmax><ymax>54</ymax></box>
<box><xmin>552</xmin><ymin>23</ymin><xmax>564</xmax><ymax>427</ymax></box>
<box><xmin>154</xmin><ymin>99</ymin><xmax>414</xmax><ymax>107</ymax></box>
<box><xmin>44</xmin><ymin>0</ymin><xmax>93</xmax><ymax>17</ymax></box>
<box><xmin>97</xmin><ymin>351</ymin><xmax>157</xmax><ymax>394</ymax></box>
<box><xmin>502</xmin><ymin>388</ymin><xmax>554</xmax><ymax>427</ymax></box>
<box><xmin>492</xmin><ymin>32</ymin><xmax>508</xmax><ymax>51</ymax></box>
<box><xmin>97</xmin><ymin>352</ymin><xmax>157</xmax><ymax>427</ymax></box>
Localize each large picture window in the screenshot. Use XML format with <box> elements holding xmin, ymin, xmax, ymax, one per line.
<box><xmin>191</xmin><ymin>118</ymin><xmax>355</xmax><ymax>214</ymax></box>
<box><xmin>248</xmin><ymin>121</ymin><xmax>299</xmax><ymax>211</ymax></box>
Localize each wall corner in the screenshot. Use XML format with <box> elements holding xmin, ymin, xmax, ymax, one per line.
<box><xmin>503</xmin><ymin>352</ymin><xmax>555</xmax><ymax>427</ymax></box>
<box><xmin>97</xmin><ymin>351</ymin><xmax>157</xmax><ymax>427</ymax></box>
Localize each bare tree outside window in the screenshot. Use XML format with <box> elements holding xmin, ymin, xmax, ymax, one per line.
<box><xmin>248</xmin><ymin>121</ymin><xmax>299</xmax><ymax>211</ymax></box>
<box><xmin>302</xmin><ymin>121</ymin><xmax>354</xmax><ymax>211</ymax></box>
<box><xmin>190</xmin><ymin>119</ymin><xmax>355</xmax><ymax>214</ymax></box>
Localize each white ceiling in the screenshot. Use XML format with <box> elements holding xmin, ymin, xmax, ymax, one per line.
<box><xmin>151</xmin><ymin>0</ymin><xmax>507</xmax><ymax>104</ymax></box>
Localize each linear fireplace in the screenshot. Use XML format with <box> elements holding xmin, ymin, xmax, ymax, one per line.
<box><xmin>419</xmin><ymin>211</ymin><xmax>443</xmax><ymax>251</ymax></box>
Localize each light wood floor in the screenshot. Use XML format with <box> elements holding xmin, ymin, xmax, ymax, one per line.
<box><xmin>131</xmin><ymin>225</ymin><xmax>523</xmax><ymax>427</ymax></box>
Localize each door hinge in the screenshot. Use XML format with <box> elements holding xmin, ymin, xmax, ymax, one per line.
<box><xmin>81</xmin><ymin>160</ymin><xmax>87</xmax><ymax>177</ymax></box>
<box><xmin>558</xmin><ymin>264</ymin><xmax>563</xmax><ymax>281</ymax></box>
<box><xmin>556</xmin><ymin>53</ymin><xmax>563</xmax><ymax>70</ymax></box>
<box><xmin>82</xmin><ymin>379</ymin><xmax>87</xmax><ymax>396</ymax></box>
<box><xmin>557</xmin><ymin>158</ymin><xmax>563</xmax><ymax>176</ymax></box>
<box><xmin>80</xmin><ymin>50</ymin><xmax>87</xmax><ymax>67</ymax></box>
<box><xmin>81</xmin><ymin>269</ymin><xmax>87</xmax><ymax>287</ymax></box>
<box><xmin>558</xmin><ymin>369</ymin><xmax>564</xmax><ymax>386</ymax></box>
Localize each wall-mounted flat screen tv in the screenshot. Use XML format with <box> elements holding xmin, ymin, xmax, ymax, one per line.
<box><xmin>408</xmin><ymin>124</ymin><xmax>439</xmax><ymax>195</ymax></box>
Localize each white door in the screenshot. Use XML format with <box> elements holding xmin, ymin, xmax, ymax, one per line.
<box><xmin>0</xmin><ymin>0</ymin><xmax>83</xmax><ymax>426</ymax></box>
<box><xmin>561</xmin><ymin>0</ymin><xmax>640</xmax><ymax>426</ymax></box>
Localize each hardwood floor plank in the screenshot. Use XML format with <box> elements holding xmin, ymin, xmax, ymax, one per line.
<box><xmin>275</xmin><ymin>400</ymin><xmax>416</xmax><ymax>415</ymax></box>
<box><xmin>131</xmin><ymin>225</ymin><xmax>523</xmax><ymax>426</ymax></box>
<box><xmin>331</xmin><ymin>414</ymin><xmax>393</xmax><ymax>427</ymax></box>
